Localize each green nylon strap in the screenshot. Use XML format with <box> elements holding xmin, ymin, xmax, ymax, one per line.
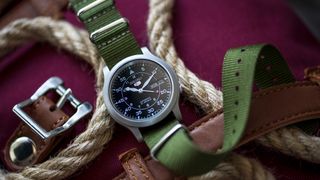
<box><xmin>69</xmin><ymin>0</ymin><xmax>141</xmax><ymax>68</ymax></box>
<box><xmin>143</xmin><ymin>44</ymin><xmax>295</xmax><ymax>176</ymax></box>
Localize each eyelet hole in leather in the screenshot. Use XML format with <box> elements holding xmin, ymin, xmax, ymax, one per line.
<box><xmin>235</xmin><ymin>72</ymin><xmax>240</xmax><ymax>77</ymax></box>
<box><xmin>49</xmin><ymin>105</ymin><xmax>56</xmax><ymax>112</ymax></box>
<box><xmin>234</xmin><ymin>115</ymin><xmax>238</xmax><ymax>120</ymax></box>
<box><xmin>235</xmin><ymin>86</ymin><xmax>239</xmax><ymax>91</ymax></box>
<box><xmin>234</xmin><ymin>100</ymin><xmax>239</xmax><ymax>105</ymax></box>
<box><xmin>237</xmin><ymin>59</ymin><xmax>241</xmax><ymax>63</ymax></box>
<box><xmin>232</xmin><ymin>129</ymin><xmax>236</xmax><ymax>134</ymax></box>
<box><xmin>241</xmin><ymin>49</ymin><xmax>246</xmax><ymax>52</ymax></box>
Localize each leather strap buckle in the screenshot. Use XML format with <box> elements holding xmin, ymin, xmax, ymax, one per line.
<box><xmin>12</xmin><ymin>77</ymin><xmax>93</xmax><ymax>139</ymax></box>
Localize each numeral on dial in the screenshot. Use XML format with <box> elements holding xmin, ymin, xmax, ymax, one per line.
<box><xmin>125</xmin><ymin>106</ymin><xmax>132</xmax><ymax>112</ymax></box>
<box><xmin>160</xmin><ymin>89</ymin><xmax>170</xmax><ymax>94</ymax></box>
<box><xmin>113</xmin><ymin>87</ymin><xmax>122</xmax><ymax>93</ymax></box>
<box><xmin>148</xmin><ymin>108</ymin><xmax>154</xmax><ymax>113</ymax></box>
<box><xmin>157</xmin><ymin>99</ymin><xmax>163</xmax><ymax>105</ymax></box>
<box><xmin>119</xmin><ymin>77</ymin><xmax>126</xmax><ymax>82</ymax></box>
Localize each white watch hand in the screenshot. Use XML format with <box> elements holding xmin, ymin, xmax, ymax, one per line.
<box><xmin>125</xmin><ymin>87</ymin><xmax>140</xmax><ymax>92</ymax></box>
<box><xmin>141</xmin><ymin>71</ymin><xmax>156</xmax><ymax>90</ymax></box>
<box><xmin>141</xmin><ymin>90</ymin><xmax>155</xmax><ymax>93</ymax></box>
<box><xmin>125</xmin><ymin>87</ymin><xmax>155</xmax><ymax>93</ymax></box>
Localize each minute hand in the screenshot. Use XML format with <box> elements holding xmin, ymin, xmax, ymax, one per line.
<box><xmin>141</xmin><ymin>71</ymin><xmax>156</xmax><ymax>90</ymax></box>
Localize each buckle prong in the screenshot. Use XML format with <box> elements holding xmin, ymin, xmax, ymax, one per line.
<box><xmin>13</xmin><ymin>77</ymin><xmax>93</xmax><ymax>139</ymax></box>
<box><xmin>56</xmin><ymin>88</ymin><xmax>72</xmax><ymax>109</ymax></box>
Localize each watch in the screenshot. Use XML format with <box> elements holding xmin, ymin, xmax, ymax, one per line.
<box><xmin>70</xmin><ymin>0</ymin><xmax>295</xmax><ymax>176</ymax></box>
<box><xmin>103</xmin><ymin>47</ymin><xmax>181</xmax><ymax>141</ymax></box>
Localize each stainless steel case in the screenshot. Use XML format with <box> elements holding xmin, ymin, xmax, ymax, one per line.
<box><xmin>102</xmin><ymin>47</ymin><xmax>181</xmax><ymax>141</ymax></box>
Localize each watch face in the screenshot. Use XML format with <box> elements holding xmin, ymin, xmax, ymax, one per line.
<box><xmin>109</xmin><ymin>59</ymin><xmax>172</xmax><ymax>121</ymax></box>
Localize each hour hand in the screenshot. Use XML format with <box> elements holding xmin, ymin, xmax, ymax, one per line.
<box><xmin>124</xmin><ymin>87</ymin><xmax>140</xmax><ymax>92</ymax></box>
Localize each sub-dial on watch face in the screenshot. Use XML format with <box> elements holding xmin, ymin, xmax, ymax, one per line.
<box><xmin>110</xmin><ymin>59</ymin><xmax>172</xmax><ymax>121</ymax></box>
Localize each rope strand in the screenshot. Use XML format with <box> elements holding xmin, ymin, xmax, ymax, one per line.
<box><xmin>0</xmin><ymin>0</ymin><xmax>318</xmax><ymax>178</ymax></box>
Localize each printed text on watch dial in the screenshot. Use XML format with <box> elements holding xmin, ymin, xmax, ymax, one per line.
<box><xmin>110</xmin><ymin>60</ymin><xmax>172</xmax><ymax>120</ymax></box>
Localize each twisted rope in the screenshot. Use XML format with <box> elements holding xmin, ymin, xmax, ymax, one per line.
<box><xmin>190</xmin><ymin>154</ymin><xmax>275</xmax><ymax>180</ymax></box>
<box><xmin>0</xmin><ymin>0</ymin><xmax>317</xmax><ymax>179</ymax></box>
<box><xmin>147</xmin><ymin>0</ymin><xmax>223</xmax><ymax>113</ymax></box>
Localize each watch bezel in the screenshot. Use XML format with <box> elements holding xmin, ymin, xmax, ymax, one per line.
<box><xmin>103</xmin><ymin>50</ymin><xmax>180</xmax><ymax>128</ymax></box>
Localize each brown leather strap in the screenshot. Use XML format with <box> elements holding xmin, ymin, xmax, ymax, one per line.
<box><xmin>119</xmin><ymin>148</ymin><xmax>156</xmax><ymax>180</ymax></box>
<box><xmin>0</xmin><ymin>0</ymin><xmax>68</xmax><ymax>29</ymax></box>
<box><xmin>4</xmin><ymin>96</ymin><xmax>69</xmax><ymax>171</ymax></box>
<box><xmin>115</xmin><ymin>80</ymin><xmax>320</xmax><ymax>179</ymax></box>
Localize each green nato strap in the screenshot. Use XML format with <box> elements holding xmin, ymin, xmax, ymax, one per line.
<box><xmin>70</xmin><ymin>0</ymin><xmax>295</xmax><ymax>176</ymax></box>
<box><xmin>143</xmin><ymin>44</ymin><xmax>295</xmax><ymax>176</ymax></box>
<box><xmin>69</xmin><ymin>0</ymin><xmax>141</xmax><ymax>68</ymax></box>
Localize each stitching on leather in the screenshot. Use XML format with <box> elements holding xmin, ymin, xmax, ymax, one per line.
<box><xmin>52</xmin><ymin>116</ymin><xmax>68</xmax><ymax>129</ymax></box>
<box><xmin>36</xmin><ymin>97</ymin><xmax>51</xmax><ymax>152</ymax></box>
<box><xmin>252</xmin><ymin>82</ymin><xmax>317</xmax><ymax>99</ymax></box>
<box><xmin>244</xmin><ymin>82</ymin><xmax>320</xmax><ymax>137</ymax></box>
<box><xmin>243</xmin><ymin>109</ymin><xmax>320</xmax><ymax>138</ymax></box>
<box><xmin>13</xmin><ymin>96</ymin><xmax>43</xmax><ymax>140</ymax></box>
<box><xmin>132</xmin><ymin>153</ymin><xmax>150</xmax><ymax>179</ymax></box>
<box><xmin>123</xmin><ymin>152</ymin><xmax>150</xmax><ymax>180</ymax></box>
<box><xmin>125</xmin><ymin>157</ymin><xmax>137</xmax><ymax>180</ymax></box>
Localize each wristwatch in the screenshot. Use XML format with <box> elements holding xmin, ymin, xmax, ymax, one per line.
<box><xmin>70</xmin><ymin>0</ymin><xmax>296</xmax><ymax>176</ymax></box>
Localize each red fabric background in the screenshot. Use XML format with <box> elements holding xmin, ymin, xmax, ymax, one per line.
<box><xmin>1</xmin><ymin>0</ymin><xmax>320</xmax><ymax>179</ymax></box>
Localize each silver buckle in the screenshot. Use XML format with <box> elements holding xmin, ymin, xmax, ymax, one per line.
<box><xmin>12</xmin><ymin>77</ymin><xmax>93</xmax><ymax>139</ymax></box>
<box><xmin>150</xmin><ymin>124</ymin><xmax>188</xmax><ymax>161</ymax></box>
<box><xmin>77</xmin><ymin>0</ymin><xmax>107</xmax><ymax>16</ymax></box>
<box><xmin>90</xmin><ymin>18</ymin><xmax>128</xmax><ymax>40</ymax></box>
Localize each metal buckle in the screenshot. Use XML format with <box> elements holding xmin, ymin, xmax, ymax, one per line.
<box><xmin>150</xmin><ymin>124</ymin><xmax>187</xmax><ymax>161</ymax></box>
<box><xmin>90</xmin><ymin>18</ymin><xmax>128</xmax><ymax>40</ymax></box>
<box><xmin>12</xmin><ymin>77</ymin><xmax>93</xmax><ymax>139</ymax></box>
<box><xmin>77</xmin><ymin>0</ymin><xmax>107</xmax><ymax>16</ymax></box>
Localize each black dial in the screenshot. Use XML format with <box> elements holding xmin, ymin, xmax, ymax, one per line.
<box><xmin>110</xmin><ymin>59</ymin><xmax>172</xmax><ymax>120</ymax></box>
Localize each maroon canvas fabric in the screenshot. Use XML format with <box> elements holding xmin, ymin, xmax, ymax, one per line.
<box><xmin>0</xmin><ymin>0</ymin><xmax>320</xmax><ymax>179</ymax></box>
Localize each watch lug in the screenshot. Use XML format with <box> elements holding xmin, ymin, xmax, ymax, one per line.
<box><xmin>103</xmin><ymin>66</ymin><xmax>110</xmax><ymax>76</ymax></box>
<box><xmin>141</xmin><ymin>47</ymin><xmax>153</xmax><ymax>56</ymax></box>
<box><xmin>172</xmin><ymin>103</ymin><xmax>182</xmax><ymax>121</ymax></box>
<box><xmin>127</xmin><ymin>126</ymin><xmax>143</xmax><ymax>142</ymax></box>
<box><xmin>179</xmin><ymin>83</ymin><xmax>183</xmax><ymax>93</ymax></box>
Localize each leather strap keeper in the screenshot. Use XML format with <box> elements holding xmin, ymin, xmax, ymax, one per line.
<box><xmin>115</xmin><ymin>80</ymin><xmax>320</xmax><ymax>179</ymax></box>
<box><xmin>119</xmin><ymin>148</ymin><xmax>155</xmax><ymax>180</ymax></box>
<box><xmin>3</xmin><ymin>96</ymin><xmax>69</xmax><ymax>171</ymax></box>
